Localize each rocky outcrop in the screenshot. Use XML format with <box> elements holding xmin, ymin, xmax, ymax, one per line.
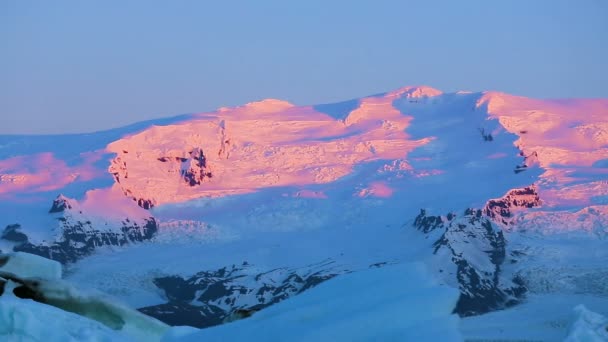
<box><xmin>109</xmin><ymin>156</ymin><xmax>128</xmax><ymax>183</ymax></box>
<box><xmin>10</xmin><ymin>220</ymin><xmax>157</xmax><ymax>264</ymax></box>
<box><xmin>111</xmin><ymin>147</ymin><xmax>214</xmax><ymax>209</ymax></box>
<box><xmin>1</xmin><ymin>224</ymin><xmax>28</xmax><ymax>244</ymax></box>
<box><xmin>514</xmin><ymin>150</ymin><xmax>539</xmax><ymax>173</ymax></box>
<box><xmin>483</xmin><ymin>186</ymin><xmax>541</xmax><ymax>226</ymax></box>
<box><xmin>180</xmin><ymin>148</ymin><xmax>213</xmax><ymax>186</ymax></box>
<box><xmin>1</xmin><ymin>196</ymin><xmax>158</xmax><ymax>264</ymax></box>
<box><xmin>48</xmin><ymin>195</ymin><xmax>72</xmax><ymax>213</ymax></box>
<box><xmin>413</xmin><ymin>208</ymin><xmax>526</xmax><ymax>316</ymax></box>
<box><xmin>139</xmin><ymin>260</ymin><xmax>345</xmax><ymax>328</ymax></box>
<box><xmin>156</xmin><ymin>148</ymin><xmax>214</xmax><ymax>187</ymax></box>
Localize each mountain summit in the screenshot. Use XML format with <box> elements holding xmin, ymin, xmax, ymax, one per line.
<box><xmin>1</xmin><ymin>85</ymin><xmax>607</xmax><ymax>341</ymax></box>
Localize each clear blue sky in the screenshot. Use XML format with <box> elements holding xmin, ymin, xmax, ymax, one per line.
<box><xmin>1</xmin><ymin>0</ymin><xmax>607</xmax><ymax>134</ymax></box>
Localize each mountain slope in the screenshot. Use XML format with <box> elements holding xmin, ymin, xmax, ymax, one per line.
<box><xmin>1</xmin><ymin>85</ymin><xmax>607</xmax><ymax>340</ymax></box>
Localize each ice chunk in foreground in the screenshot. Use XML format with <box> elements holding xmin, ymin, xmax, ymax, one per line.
<box><xmin>565</xmin><ymin>305</ymin><xmax>608</xmax><ymax>342</ymax></box>
<box><xmin>0</xmin><ymin>280</ymin><xmax>128</xmax><ymax>342</ymax></box>
<box><xmin>0</xmin><ymin>252</ymin><xmax>62</xmax><ymax>280</ymax></box>
<box><xmin>0</xmin><ymin>252</ymin><xmax>169</xmax><ymax>341</ymax></box>
<box><xmin>163</xmin><ymin>263</ymin><xmax>462</xmax><ymax>342</ymax></box>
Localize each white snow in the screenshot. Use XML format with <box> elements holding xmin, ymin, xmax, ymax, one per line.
<box><xmin>162</xmin><ymin>263</ymin><xmax>462</xmax><ymax>342</ymax></box>
<box><xmin>461</xmin><ymin>294</ymin><xmax>608</xmax><ymax>341</ymax></box>
<box><xmin>565</xmin><ymin>305</ymin><xmax>608</xmax><ymax>342</ymax></box>
<box><xmin>1</xmin><ymin>86</ymin><xmax>607</xmax><ymax>342</ymax></box>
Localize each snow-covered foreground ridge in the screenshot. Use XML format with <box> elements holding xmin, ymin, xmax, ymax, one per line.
<box><xmin>1</xmin><ymin>252</ymin><xmax>464</xmax><ymax>341</ymax></box>
<box><xmin>0</xmin><ymin>85</ymin><xmax>607</xmax><ymax>340</ymax></box>
<box><xmin>2</xmin><ymin>252</ymin><xmax>606</xmax><ymax>342</ymax></box>
<box><xmin>162</xmin><ymin>263</ymin><xmax>463</xmax><ymax>342</ymax></box>
<box><xmin>0</xmin><ymin>252</ymin><xmax>169</xmax><ymax>341</ymax></box>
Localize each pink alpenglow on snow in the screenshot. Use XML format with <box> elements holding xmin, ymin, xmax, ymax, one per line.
<box><xmin>478</xmin><ymin>92</ymin><xmax>608</xmax><ymax>208</ymax></box>
<box><xmin>1</xmin><ymin>85</ymin><xmax>607</xmax><ymax>223</ymax></box>
<box><xmin>358</xmin><ymin>181</ymin><xmax>394</xmax><ymax>198</ymax></box>
<box><xmin>480</xmin><ymin>93</ymin><xmax>608</xmax><ymax>168</ymax></box>
<box><xmin>0</xmin><ymin>152</ymin><xmax>100</xmax><ymax>198</ymax></box>
<box><xmin>107</xmin><ymin>92</ymin><xmax>434</xmax><ymax>206</ymax></box>
<box><xmin>80</xmin><ymin>187</ymin><xmax>151</xmax><ymax>220</ymax></box>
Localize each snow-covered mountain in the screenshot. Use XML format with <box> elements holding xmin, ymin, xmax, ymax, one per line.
<box><xmin>2</xmin><ymin>193</ymin><xmax>157</xmax><ymax>263</ymax></box>
<box><xmin>1</xmin><ymin>85</ymin><xmax>607</xmax><ymax>341</ymax></box>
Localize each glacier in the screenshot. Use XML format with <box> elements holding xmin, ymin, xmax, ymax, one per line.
<box><xmin>1</xmin><ymin>85</ymin><xmax>607</xmax><ymax>340</ymax></box>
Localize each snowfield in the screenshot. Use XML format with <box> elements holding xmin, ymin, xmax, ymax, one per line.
<box><xmin>1</xmin><ymin>85</ymin><xmax>607</xmax><ymax>341</ymax></box>
<box><xmin>162</xmin><ymin>263</ymin><xmax>463</xmax><ymax>342</ymax></box>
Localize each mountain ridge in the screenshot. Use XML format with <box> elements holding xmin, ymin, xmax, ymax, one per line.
<box><xmin>1</xmin><ymin>85</ymin><xmax>607</xmax><ymax>338</ymax></box>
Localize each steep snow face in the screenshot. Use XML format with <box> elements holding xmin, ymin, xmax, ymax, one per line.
<box><xmin>163</xmin><ymin>263</ymin><xmax>462</xmax><ymax>342</ymax></box>
<box><xmin>104</xmin><ymin>85</ymin><xmax>544</xmax><ymax>209</ymax></box>
<box><xmin>413</xmin><ymin>209</ymin><xmax>525</xmax><ymax>316</ymax></box>
<box><xmin>479</xmin><ymin>92</ymin><xmax>608</xmax><ymax>209</ymax></box>
<box><xmin>1</xmin><ymin>85</ymin><xmax>607</xmax><ymax>340</ymax></box>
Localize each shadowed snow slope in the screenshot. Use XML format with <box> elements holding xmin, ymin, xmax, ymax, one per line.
<box><xmin>0</xmin><ymin>85</ymin><xmax>607</xmax><ymax>340</ymax></box>
<box><xmin>162</xmin><ymin>263</ymin><xmax>462</xmax><ymax>342</ymax></box>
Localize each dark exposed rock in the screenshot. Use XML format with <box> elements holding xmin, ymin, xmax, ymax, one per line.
<box><xmin>483</xmin><ymin>186</ymin><xmax>541</xmax><ymax>226</ymax></box>
<box><xmin>136</xmin><ymin>198</ymin><xmax>155</xmax><ymax>210</ymax></box>
<box><xmin>514</xmin><ymin>166</ymin><xmax>527</xmax><ymax>174</ymax></box>
<box><xmin>1</xmin><ymin>224</ymin><xmax>28</xmax><ymax>244</ymax></box>
<box><xmin>109</xmin><ymin>157</ymin><xmax>128</xmax><ymax>183</ymax></box>
<box><xmin>180</xmin><ymin>148</ymin><xmax>213</xmax><ymax>186</ymax></box>
<box><xmin>140</xmin><ymin>302</ymin><xmax>225</xmax><ymax>327</ymax></box>
<box><xmin>0</xmin><ymin>254</ymin><xmax>9</xmax><ymax>267</ymax></box>
<box><xmin>10</xmin><ymin>218</ymin><xmax>158</xmax><ymax>264</ymax></box>
<box><xmin>413</xmin><ymin>209</ymin><xmax>444</xmax><ymax>234</ymax></box>
<box><xmin>49</xmin><ymin>195</ymin><xmax>73</xmax><ymax>213</ymax></box>
<box><xmin>139</xmin><ymin>261</ymin><xmax>344</xmax><ymax>328</ymax></box>
<box><xmin>223</xmin><ymin>308</ymin><xmax>258</xmax><ymax>323</ymax></box>
<box><xmin>2</xmin><ymin>197</ymin><xmax>159</xmax><ymax>264</ymax></box>
<box><xmin>478</xmin><ymin>128</ymin><xmax>494</xmax><ymax>142</ymax></box>
<box><xmin>413</xmin><ymin>208</ymin><xmax>526</xmax><ymax>316</ymax></box>
<box><xmin>122</xmin><ymin>188</ymin><xmax>155</xmax><ymax>210</ymax></box>
<box><xmin>514</xmin><ymin>150</ymin><xmax>539</xmax><ymax>173</ymax></box>
<box><xmin>154</xmin><ymin>148</ymin><xmax>215</xmax><ymax>188</ymax></box>
<box><xmin>112</xmin><ymin>147</ymin><xmax>215</xmax><ymax>208</ymax></box>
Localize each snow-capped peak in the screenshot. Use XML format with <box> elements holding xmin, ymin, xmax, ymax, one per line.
<box><xmin>48</xmin><ymin>194</ymin><xmax>74</xmax><ymax>213</ymax></box>
<box><xmin>1</xmin><ymin>84</ymin><xmax>607</xmax><ymax>341</ymax></box>
<box><xmin>216</xmin><ymin>98</ymin><xmax>295</xmax><ymax>115</ymax></box>
<box><xmin>387</xmin><ymin>85</ymin><xmax>443</xmax><ymax>99</ymax></box>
